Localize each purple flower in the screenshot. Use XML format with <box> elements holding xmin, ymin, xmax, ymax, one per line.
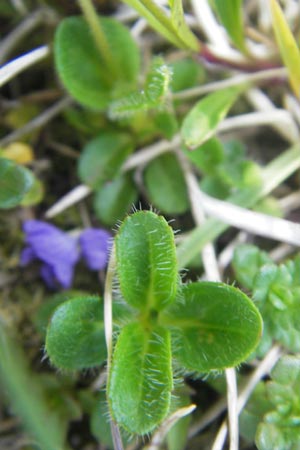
<box><xmin>80</xmin><ymin>228</ymin><xmax>111</xmax><ymax>271</ymax></box>
<box><xmin>21</xmin><ymin>220</ymin><xmax>111</xmax><ymax>289</ymax></box>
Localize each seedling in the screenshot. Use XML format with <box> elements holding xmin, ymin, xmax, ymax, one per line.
<box><xmin>46</xmin><ymin>211</ymin><xmax>262</xmax><ymax>435</ymax></box>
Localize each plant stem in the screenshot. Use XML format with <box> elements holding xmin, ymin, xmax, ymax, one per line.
<box><xmin>77</xmin><ymin>0</ymin><xmax>117</xmax><ymax>77</ymax></box>
<box><xmin>103</xmin><ymin>244</ymin><xmax>124</xmax><ymax>450</ymax></box>
<box><xmin>172</xmin><ymin>67</ymin><xmax>288</xmax><ymax>101</ymax></box>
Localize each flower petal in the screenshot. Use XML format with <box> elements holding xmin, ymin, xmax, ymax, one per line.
<box><xmin>52</xmin><ymin>259</ymin><xmax>75</xmax><ymax>289</ymax></box>
<box><xmin>40</xmin><ymin>264</ymin><xmax>57</xmax><ymax>289</ymax></box>
<box><xmin>22</xmin><ymin>219</ymin><xmax>79</xmax><ymax>289</ymax></box>
<box><xmin>80</xmin><ymin>228</ymin><xmax>111</xmax><ymax>271</ymax></box>
<box><xmin>20</xmin><ymin>246</ymin><xmax>36</xmax><ymax>266</ymax></box>
<box><xmin>23</xmin><ymin>219</ymin><xmax>80</xmax><ymax>266</ymax></box>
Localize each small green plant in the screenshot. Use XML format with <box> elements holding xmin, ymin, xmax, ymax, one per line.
<box><xmin>46</xmin><ymin>210</ymin><xmax>262</xmax><ymax>435</ymax></box>
<box><xmin>240</xmin><ymin>354</ymin><xmax>300</xmax><ymax>450</ymax></box>
<box><xmin>3</xmin><ymin>0</ymin><xmax>300</xmax><ymax>448</ymax></box>
<box><xmin>233</xmin><ymin>244</ymin><xmax>300</xmax><ymax>356</ymax></box>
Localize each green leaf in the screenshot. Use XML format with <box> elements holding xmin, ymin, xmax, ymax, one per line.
<box><xmin>46</xmin><ymin>296</ymin><xmax>106</xmax><ymax>370</ymax></box>
<box><xmin>163</xmin><ymin>282</ymin><xmax>262</xmax><ymax>371</ymax></box>
<box><xmin>252</xmin><ymin>260</ymin><xmax>300</xmax><ymax>352</ymax></box>
<box><xmin>78</xmin><ymin>132</ymin><xmax>133</xmax><ymax>188</ymax></box>
<box><xmin>271</xmin><ymin>355</ymin><xmax>300</xmax><ymax>386</ymax></box>
<box><xmin>0</xmin><ymin>324</ymin><xmax>66</xmax><ymax>450</ymax></box>
<box><xmin>116</xmin><ymin>211</ymin><xmax>178</xmax><ymax>312</ymax></box>
<box><xmin>145</xmin><ymin>57</ymin><xmax>173</xmax><ymax>105</ymax></box>
<box><xmin>0</xmin><ymin>157</ymin><xmax>34</xmax><ymax>209</ymax></box>
<box><xmin>144</xmin><ymin>153</ymin><xmax>189</xmax><ymax>214</ymax></box>
<box><xmin>169</xmin><ymin>0</ymin><xmax>200</xmax><ymax>52</ymax></box>
<box><xmin>181</xmin><ymin>85</ymin><xmax>245</xmax><ymax>149</ymax></box>
<box><xmin>270</xmin><ymin>0</ymin><xmax>300</xmax><ymax>97</ymax></box>
<box><xmin>34</xmin><ymin>290</ymin><xmax>86</xmax><ymax>337</ymax></box>
<box><xmin>108</xmin><ymin>322</ymin><xmax>173</xmax><ymax>434</ymax></box>
<box><xmin>108</xmin><ymin>57</ymin><xmax>172</xmax><ymax>119</ymax></box>
<box><xmin>55</xmin><ymin>16</ymin><xmax>140</xmax><ymax>109</ymax></box>
<box><xmin>254</xmin><ymin>356</ymin><xmax>300</xmax><ymax>450</ymax></box>
<box><xmin>121</xmin><ymin>0</ymin><xmax>199</xmax><ymax>51</ymax></box>
<box><xmin>232</xmin><ymin>244</ymin><xmax>272</xmax><ymax>290</ymax></box>
<box><xmin>93</xmin><ymin>174</ymin><xmax>137</xmax><ymax>226</ymax></box>
<box><xmin>20</xmin><ymin>177</ymin><xmax>44</xmax><ymax>206</ymax></box>
<box><xmin>170</xmin><ymin>58</ymin><xmax>205</xmax><ymax>93</ymax></box>
<box><xmin>214</xmin><ymin>0</ymin><xmax>246</xmax><ymax>53</ymax></box>
<box><xmin>184</xmin><ymin>137</ymin><xmax>224</xmax><ymax>175</ymax></box>
<box><xmin>153</xmin><ymin>110</ymin><xmax>178</xmax><ymax>139</ymax></box>
<box><xmin>256</xmin><ymin>422</ymin><xmax>286</xmax><ymax>450</ymax></box>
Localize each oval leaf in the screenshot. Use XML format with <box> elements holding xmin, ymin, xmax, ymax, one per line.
<box><xmin>94</xmin><ymin>174</ymin><xmax>137</xmax><ymax>226</ymax></box>
<box><xmin>108</xmin><ymin>322</ymin><xmax>173</xmax><ymax>434</ymax></box>
<box><xmin>78</xmin><ymin>132</ymin><xmax>133</xmax><ymax>188</ymax></box>
<box><xmin>144</xmin><ymin>153</ymin><xmax>189</xmax><ymax>214</ymax></box>
<box><xmin>270</xmin><ymin>0</ymin><xmax>300</xmax><ymax>97</ymax></box>
<box><xmin>46</xmin><ymin>296</ymin><xmax>106</xmax><ymax>370</ymax></box>
<box><xmin>164</xmin><ymin>282</ymin><xmax>262</xmax><ymax>371</ymax></box>
<box><xmin>0</xmin><ymin>158</ymin><xmax>34</xmax><ymax>209</ymax></box>
<box><xmin>55</xmin><ymin>16</ymin><xmax>140</xmax><ymax>109</ymax></box>
<box><xmin>116</xmin><ymin>211</ymin><xmax>178</xmax><ymax>312</ymax></box>
<box><xmin>214</xmin><ymin>0</ymin><xmax>246</xmax><ymax>53</ymax></box>
<box><xmin>181</xmin><ymin>86</ymin><xmax>245</xmax><ymax>149</ymax></box>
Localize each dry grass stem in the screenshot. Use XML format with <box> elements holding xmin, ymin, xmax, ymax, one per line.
<box><xmin>0</xmin><ymin>45</ymin><xmax>49</xmax><ymax>87</ymax></box>
<box><xmin>196</xmin><ymin>189</ymin><xmax>300</xmax><ymax>246</ymax></box>
<box><xmin>0</xmin><ymin>96</ymin><xmax>72</xmax><ymax>147</ymax></box>
<box><xmin>172</xmin><ymin>67</ymin><xmax>288</xmax><ymax>101</ymax></box>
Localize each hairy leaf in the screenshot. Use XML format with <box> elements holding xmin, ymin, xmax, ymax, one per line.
<box><xmin>109</xmin><ymin>57</ymin><xmax>172</xmax><ymax>119</ymax></box>
<box><xmin>116</xmin><ymin>211</ymin><xmax>178</xmax><ymax>312</ymax></box>
<box><xmin>108</xmin><ymin>322</ymin><xmax>172</xmax><ymax>434</ymax></box>
<box><xmin>46</xmin><ymin>296</ymin><xmax>106</xmax><ymax>370</ymax></box>
<box><xmin>145</xmin><ymin>57</ymin><xmax>172</xmax><ymax>104</ymax></box>
<box><xmin>164</xmin><ymin>282</ymin><xmax>262</xmax><ymax>371</ymax></box>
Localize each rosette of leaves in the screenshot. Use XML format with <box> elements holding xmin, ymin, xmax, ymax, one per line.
<box><xmin>240</xmin><ymin>355</ymin><xmax>300</xmax><ymax>450</ymax></box>
<box><xmin>44</xmin><ymin>212</ymin><xmax>262</xmax><ymax>435</ymax></box>
<box><xmin>108</xmin><ymin>211</ymin><xmax>262</xmax><ymax>434</ymax></box>
<box><xmin>186</xmin><ymin>139</ymin><xmax>262</xmax><ymax>200</ymax></box>
<box><xmin>233</xmin><ymin>245</ymin><xmax>300</xmax><ymax>355</ymax></box>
